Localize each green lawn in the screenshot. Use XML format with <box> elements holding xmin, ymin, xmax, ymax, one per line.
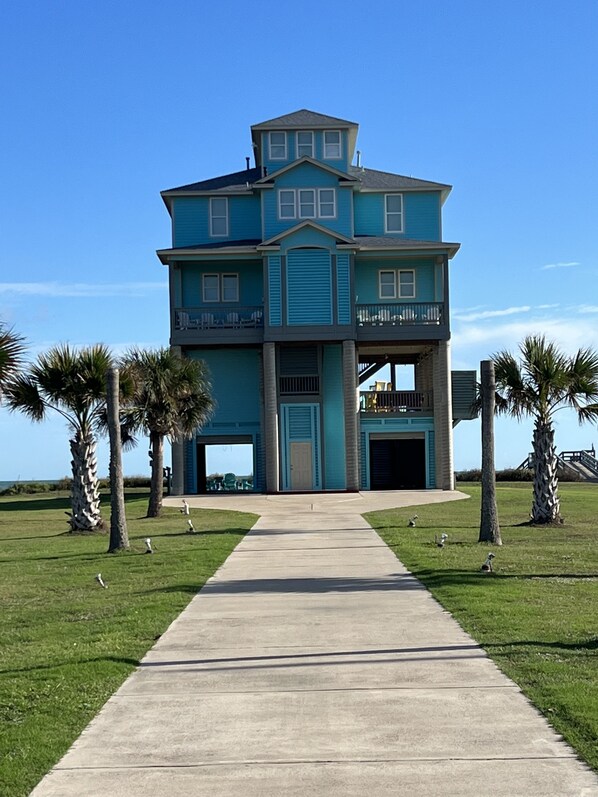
<box><xmin>365</xmin><ymin>481</ymin><xmax>598</xmax><ymax>773</ymax></box>
<box><xmin>0</xmin><ymin>490</ymin><xmax>257</xmax><ymax>797</ymax></box>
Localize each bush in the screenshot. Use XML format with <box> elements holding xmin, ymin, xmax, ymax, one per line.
<box><xmin>455</xmin><ymin>467</ymin><xmax>583</xmax><ymax>483</ymax></box>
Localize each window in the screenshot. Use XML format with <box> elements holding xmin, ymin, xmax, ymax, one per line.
<box><xmin>203</xmin><ymin>274</ymin><xmax>220</xmax><ymax>302</ymax></box>
<box><xmin>324</xmin><ymin>130</ymin><xmax>342</xmax><ymax>159</ymax></box>
<box><xmin>298</xmin><ymin>189</ymin><xmax>316</xmax><ymax>218</ymax></box>
<box><xmin>279</xmin><ymin>189</ymin><xmax>296</xmax><ymax>218</ymax></box>
<box><xmin>277</xmin><ymin>188</ymin><xmax>337</xmax><ymax>220</ymax></box>
<box><xmin>378</xmin><ymin>269</ymin><xmax>416</xmax><ymax>299</ymax></box>
<box><xmin>379</xmin><ymin>271</ymin><xmax>396</xmax><ymax>299</ymax></box>
<box><xmin>202</xmin><ymin>273</ymin><xmax>239</xmax><ymax>303</ymax></box>
<box><xmin>398</xmin><ymin>270</ymin><xmax>415</xmax><ymax>298</ymax></box>
<box><xmin>385</xmin><ymin>194</ymin><xmax>404</xmax><ymax>233</ymax></box>
<box><xmin>209</xmin><ymin>197</ymin><xmax>228</xmax><ymax>237</ymax></box>
<box><xmin>269</xmin><ymin>131</ymin><xmax>287</xmax><ymax>160</ymax></box>
<box><xmin>296</xmin><ymin>131</ymin><xmax>314</xmax><ymax>158</ymax></box>
<box><xmin>318</xmin><ymin>188</ymin><xmax>336</xmax><ymax>218</ymax></box>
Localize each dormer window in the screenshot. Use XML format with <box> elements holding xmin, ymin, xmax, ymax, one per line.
<box><xmin>269</xmin><ymin>131</ymin><xmax>287</xmax><ymax>160</ymax></box>
<box><xmin>296</xmin><ymin>131</ymin><xmax>314</xmax><ymax>158</ymax></box>
<box><xmin>323</xmin><ymin>130</ymin><xmax>342</xmax><ymax>159</ymax></box>
<box><xmin>209</xmin><ymin>197</ymin><xmax>228</xmax><ymax>237</ymax></box>
<box><xmin>385</xmin><ymin>194</ymin><xmax>404</xmax><ymax>233</ymax></box>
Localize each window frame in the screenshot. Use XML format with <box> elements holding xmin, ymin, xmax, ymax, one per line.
<box><xmin>397</xmin><ymin>269</ymin><xmax>416</xmax><ymax>298</ymax></box>
<box><xmin>221</xmin><ymin>273</ymin><xmax>240</xmax><ymax>303</ymax></box>
<box><xmin>298</xmin><ymin>188</ymin><xmax>316</xmax><ymax>219</ymax></box>
<box><xmin>377</xmin><ymin>269</ymin><xmax>417</xmax><ymax>300</ymax></box>
<box><xmin>277</xmin><ymin>188</ymin><xmax>338</xmax><ymax>221</ymax></box>
<box><xmin>202</xmin><ymin>273</ymin><xmax>239</xmax><ymax>303</ymax></box>
<box><xmin>278</xmin><ymin>189</ymin><xmax>297</xmax><ymax>219</ymax></box>
<box><xmin>202</xmin><ymin>273</ymin><xmax>220</xmax><ymax>303</ymax></box>
<box><xmin>318</xmin><ymin>188</ymin><xmax>336</xmax><ymax>218</ymax></box>
<box><xmin>209</xmin><ymin>197</ymin><xmax>228</xmax><ymax>237</ymax></box>
<box><xmin>296</xmin><ymin>130</ymin><xmax>314</xmax><ymax>158</ymax></box>
<box><xmin>378</xmin><ymin>270</ymin><xmax>397</xmax><ymax>299</ymax></box>
<box><xmin>268</xmin><ymin>131</ymin><xmax>287</xmax><ymax>160</ymax></box>
<box><xmin>323</xmin><ymin>130</ymin><xmax>342</xmax><ymax>159</ymax></box>
<box><xmin>384</xmin><ymin>193</ymin><xmax>404</xmax><ymax>234</ymax></box>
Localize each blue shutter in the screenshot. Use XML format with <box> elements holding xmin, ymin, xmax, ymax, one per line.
<box><xmin>286</xmin><ymin>249</ymin><xmax>332</xmax><ymax>325</ymax></box>
<box><xmin>268</xmin><ymin>255</ymin><xmax>282</xmax><ymax>325</ymax></box>
<box><xmin>336</xmin><ymin>253</ymin><xmax>351</xmax><ymax>324</ymax></box>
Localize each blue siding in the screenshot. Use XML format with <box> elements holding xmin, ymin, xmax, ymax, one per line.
<box><xmin>280</xmin><ymin>403</ymin><xmax>322</xmax><ymax>490</ymax></box>
<box><xmin>173</xmin><ymin>195</ymin><xmax>261</xmax><ymax>247</ymax></box>
<box><xmin>354</xmin><ymin>257</ymin><xmax>436</xmax><ymax>304</ymax></box>
<box><xmin>336</xmin><ymin>253</ymin><xmax>351</xmax><ymax>324</ymax></box>
<box><xmin>188</xmin><ymin>349</ymin><xmax>261</xmax><ymax>425</ymax></box>
<box><xmin>277</xmin><ymin>227</ymin><xmax>340</xmax><ymax>251</ymax></box>
<box><xmin>286</xmin><ymin>249</ymin><xmax>332</xmax><ymax>325</ymax></box>
<box><xmin>268</xmin><ymin>255</ymin><xmax>282</xmax><ymax>325</ymax></box>
<box><xmin>322</xmin><ymin>345</ymin><xmax>346</xmax><ymax>489</ymax></box>
<box><xmin>261</xmin><ymin>129</ymin><xmax>351</xmax><ymax>174</ymax></box>
<box><xmin>354</xmin><ymin>192</ymin><xmax>441</xmax><ymax>240</ymax></box>
<box><xmin>180</xmin><ymin>260</ymin><xmax>262</xmax><ymax>307</ymax></box>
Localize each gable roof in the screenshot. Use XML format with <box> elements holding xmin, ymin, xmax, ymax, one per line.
<box><xmin>251</xmin><ymin>109</ymin><xmax>358</xmax><ymax>130</ymax></box>
<box><xmin>258</xmin><ymin>220</ymin><xmax>356</xmax><ymax>249</ymax></box>
<box><xmin>253</xmin><ymin>157</ymin><xmax>358</xmax><ymax>187</ymax></box>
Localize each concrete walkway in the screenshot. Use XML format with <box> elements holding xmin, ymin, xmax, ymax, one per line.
<box><xmin>32</xmin><ymin>492</ymin><xmax>598</xmax><ymax>796</ymax></box>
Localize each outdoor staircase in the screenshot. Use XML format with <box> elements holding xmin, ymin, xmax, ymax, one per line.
<box><xmin>517</xmin><ymin>447</ymin><xmax>598</xmax><ymax>482</ymax></box>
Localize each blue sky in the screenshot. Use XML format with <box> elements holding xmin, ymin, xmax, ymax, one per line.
<box><xmin>1</xmin><ymin>0</ymin><xmax>597</xmax><ymax>481</ymax></box>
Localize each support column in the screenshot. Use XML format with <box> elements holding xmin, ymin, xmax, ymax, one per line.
<box><xmin>171</xmin><ymin>440</ymin><xmax>185</xmax><ymax>495</ymax></box>
<box><xmin>263</xmin><ymin>342</ymin><xmax>280</xmax><ymax>493</ymax></box>
<box><xmin>343</xmin><ymin>340</ymin><xmax>360</xmax><ymax>491</ymax></box>
<box><xmin>433</xmin><ymin>340</ymin><xmax>455</xmax><ymax>490</ymax></box>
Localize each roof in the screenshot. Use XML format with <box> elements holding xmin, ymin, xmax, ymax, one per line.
<box><xmin>251</xmin><ymin>109</ymin><xmax>358</xmax><ymax>130</ymax></box>
<box><xmin>162</xmin><ymin>167</ymin><xmax>263</xmax><ymax>195</ymax></box>
<box><xmin>354</xmin><ymin>236</ymin><xmax>460</xmax><ymax>257</ymax></box>
<box><xmin>349</xmin><ymin>166</ymin><xmax>451</xmax><ymax>192</ymax></box>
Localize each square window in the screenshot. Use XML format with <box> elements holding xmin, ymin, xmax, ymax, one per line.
<box><xmin>298</xmin><ymin>189</ymin><xmax>316</xmax><ymax>218</ymax></box>
<box><xmin>203</xmin><ymin>274</ymin><xmax>220</xmax><ymax>302</ymax></box>
<box><xmin>296</xmin><ymin>131</ymin><xmax>314</xmax><ymax>158</ymax></box>
<box><xmin>209</xmin><ymin>197</ymin><xmax>228</xmax><ymax>237</ymax></box>
<box><xmin>318</xmin><ymin>188</ymin><xmax>336</xmax><ymax>218</ymax></box>
<box><xmin>279</xmin><ymin>190</ymin><xmax>296</xmax><ymax>219</ymax></box>
<box><xmin>324</xmin><ymin>130</ymin><xmax>342</xmax><ymax>159</ymax></box>
<box><xmin>222</xmin><ymin>274</ymin><xmax>239</xmax><ymax>302</ymax></box>
<box><xmin>269</xmin><ymin>131</ymin><xmax>287</xmax><ymax>160</ymax></box>
<box><xmin>385</xmin><ymin>194</ymin><xmax>403</xmax><ymax>233</ymax></box>
<box><xmin>379</xmin><ymin>271</ymin><xmax>396</xmax><ymax>299</ymax></box>
<box><xmin>398</xmin><ymin>270</ymin><xmax>415</xmax><ymax>298</ymax></box>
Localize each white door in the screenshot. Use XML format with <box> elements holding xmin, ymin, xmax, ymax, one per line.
<box><xmin>290</xmin><ymin>442</ymin><xmax>313</xmax><ymax>491</ymax></box>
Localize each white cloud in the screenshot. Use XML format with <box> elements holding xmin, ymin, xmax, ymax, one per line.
<box><xmin>0</xmin><ymin>282</ymin><xmax>168</xmax><ymax>298</ymax></box>
<box><xmin>540</xmin><ymin>261</ymin><xmax>580</xmax><ymax>270</ymax></box>
<box><xmin>578</xmin><ymin>305</ymin><xmax>598</xmax><ymax>314</ymax></box>
<box><xmin>452</xmin><ymin>305</ymin><xmax>531</xmax><ymax>322</ymax></box>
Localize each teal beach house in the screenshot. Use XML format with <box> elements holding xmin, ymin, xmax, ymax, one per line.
<box><xmin>158</xmin><ymin>110</ymin><xmax>476</xmax><ymax>494</ymax></box>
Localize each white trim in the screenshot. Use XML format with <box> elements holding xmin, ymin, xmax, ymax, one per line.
<box><xmin>323</xmin><ymin>130</ymin><xmax>342</xmax><ymax>160</ymax></box>
<box><xmin>398</xmin><ymin>269</ymin><xmax>416</xmax><ymax>298</ymax></box>
<box><xmin>278</xmin><ymin>189</ymin><xmax>296</xmax><ymax>219</ymax></box>
<box><xmin>384</xmin><ymin>193</ymin><xmax>404</xmax><ymax>234</ymax></box>
<box><xmin>268</xmin><ymin>131</ymin><xmax>287</xmax><ymax>160</ymax></box>
<box><xmin>221</xmin><ymin>272</ymin><xmax>240</xmax><ymax>303</ymax></box>
<box><xmin>296</xmin><ymin>130</ymin><xmax>314</xmax><ymax>158</ymax></box>
<box><xmin>377</xmin><ymin>268</ymin><xmax>416</xmax><ymax>299</ymax></box>
<box><xmin>209</xmin><ymin>196</ymin><xmax>228</xmax><ymax>237</ymax></box>
<box><xmin>298</xmin><ymin>188</ymin><xmax>316</xmax><ymax>219</ymax></box>
<box><xmin>318</xmin><ymin>188</ymin><xmax>336</xmax><ymax>218</ymax></box>
<box><xmin>202</xmin><ymin>273</ymin><xmax>220</xmax><ymax>302</ymax></box>
<box><xmin>378</xmin><ymin>270</ymin><xmax>396</xmax><ymax>299</ymax></box>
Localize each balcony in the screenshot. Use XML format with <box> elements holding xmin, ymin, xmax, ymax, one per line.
<box><xmin>356</xmin><ymin>302</ymin><xmax>447</xmax><ymax>341</ymax></box>
<box><xmin>279</xmin><ymin>375</ymin><xmax>320</xmax><ymax>395</ymax></box>
<box><xmin>171</xmin><ymin>306</ymin><xmax>264</xmax><ymax>345</ymax></box>
<box><xmin>360</xmin><ymin>389</ymin><xmax>433</xmax><ymax>414</ymax></box>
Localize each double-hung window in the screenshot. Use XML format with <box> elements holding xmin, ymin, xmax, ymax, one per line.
<box><xmin>279</xmin><ymin>190</ymin><xmax>296</xmax><ymax>219</ymax></box>
<box><xmin>296</xmin><ymin>131</ymin><xmax>314</xmax><ymax>158</ymax></box>
<box><xmin>385</xmin><ymin>194</ymin><xmax>404</xmax><ymax>233</ymax></box>
<box><xmin>202</xmin><ymin>273</ymin><xmax>239</xmax><ymax>303</ymax></box>
<box><xmin>298</xmin><ymin>189</ymin><xmax>316</xmax><ymax>218</ymax></box>
<box><xmin>378</xmin><ymin>269</ymin><xmax>416</xmax><ymax>299</ymax></box>
<box><xmin>209</xmin><ymin>197</ymin><xmax>228</xmax><ymax>237</ymax></box>
<box><xmin>318</xmin><ymin>188</ymin><xmax>336</xmax><ymax>218</ymax></box>
<box><xmin>269</xmin><ymin>131</ymin><xmax>287</xmax><ymax>160</ymax></box>
<box><xmin>323</xmin><ymin>130</ymin><xmax>342</xmax><ymax>159</ymax></box>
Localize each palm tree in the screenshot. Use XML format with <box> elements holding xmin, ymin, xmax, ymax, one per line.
<box><xmin>492</xmin><ymin>335</ymin><xmax>598</xmax><ymax>524</ymax></box>
<box><xmin>0</xmin><ymin>322</ymin><xmax>26</xmax><ymax>400</ymax></box>
<box><xmin>120</xmin><ymin>348</ymin><xmax>214</xmax><ymax>518</ymax></box>
<box><xmin>5</xmin><ymin>344</ymin><xmax>113</xmax><ymax>531</ymax></box>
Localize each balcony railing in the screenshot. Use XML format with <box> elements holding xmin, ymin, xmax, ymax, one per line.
<box><xmin>279</xmin><ymin>375</ymin><xmax>320</xmax><ymax>395</ymax></box>
<box><xmin>356</xmin><ymin>302</ymin><xmax>444</xmax><ymax>327</ymax></box>
<box><xmin>360</xmin><ymin>390</ymin><xmax>432</xmax><ymax>413</ymax></box>
<box><xmin>175</xmin><ymin>306</ymin><xmax>264</xmax><ymax>331</ymax></box>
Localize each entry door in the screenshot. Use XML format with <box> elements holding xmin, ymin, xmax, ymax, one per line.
<box><xmin>290</xmin><ymin>441</ymin><xmax>313</xmax><ymax>491</ymax></box>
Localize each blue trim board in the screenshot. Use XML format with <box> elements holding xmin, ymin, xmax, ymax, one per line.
<box><xmin>360</xmin><ymin>416</ymin><xmax>435</xmax><ymax>490</ymax></box>
<box><xmin>280</xmin><ymin>403</ymin><xmax>322</xmax><ymax>491</ymax></box>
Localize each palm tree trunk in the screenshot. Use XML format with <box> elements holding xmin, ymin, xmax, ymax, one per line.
<box><xmin>531</xmin><ymin>418</ymin><xmax>561</xmax><ymax>523</ymax></box>
<box><xmin>147</xmin><ymin>431</ymin><xmax>164</xmax><ymax>518</ymax></box>
<box><xmin>68</xmin><ymin>432</ymin><xmax>102</xmax><ymax>531</ymax></box>
<box><xmin>479</xmin><ymin>360</ymin><xmax>501</xmax><ymax>544</ymax></box>
<box><xmin>107</xmin><ymin>369</ymin><xmax>129</xmax><ymax>551</ymax></box>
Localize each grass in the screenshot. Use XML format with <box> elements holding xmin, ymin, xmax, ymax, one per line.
<box><xmin>0</xmin><ymin>489</ymin><xmax>257</xmax><ymax>797</ymax></box>
<box><xmin>365</xmin><ymin>481</ymin><xmax>598</xmax><ymax>773</ymax></box>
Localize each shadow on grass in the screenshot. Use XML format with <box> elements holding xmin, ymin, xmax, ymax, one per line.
<box><xmin>411</xmin><ymin>568</ymin><xmax>597</xmax><ymax>587</ymax></box>
<box><xmin>485</xmin><ymin>638</ymin><xmax>598</xmax><ymax>652</ymax></box>
<box><xmin>0</xmin><ymin>655</ymin><xmax>141</xmax><ymax>676</ymax></box>
<box><xmin>0</xmin><ymin>489</ymin><xmax>149</xmax><ymax>514</ymax></box>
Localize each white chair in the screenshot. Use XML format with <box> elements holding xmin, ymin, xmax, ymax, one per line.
<box><xmin>226</xmin><ymin>312</ymin><xmax>240</xmax><ymax>327</ymax></box>
<box><xmin>177</xmin><ymin>311</ymin><xmax>190</xmax><ymax>330</ymax></box>
<box><xmin>200</xmin><ymin>312</ymin><xmax>214</xmax><ymax>328</ymax></box>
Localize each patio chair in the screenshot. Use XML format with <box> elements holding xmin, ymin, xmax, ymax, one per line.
<box><xmin>222</xmin><ymin>472</ymin><xmax>237</xmax><ymax>491</ymax></box>
<box><xmin>200</xmin><ymin>312</ymin><xmax>214</xmax><ymax>328</ymax></box>
<box><xmin>226</xmin><ymin>312</ymin><xmax>240</xmax><ymax>327</ymax></box>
